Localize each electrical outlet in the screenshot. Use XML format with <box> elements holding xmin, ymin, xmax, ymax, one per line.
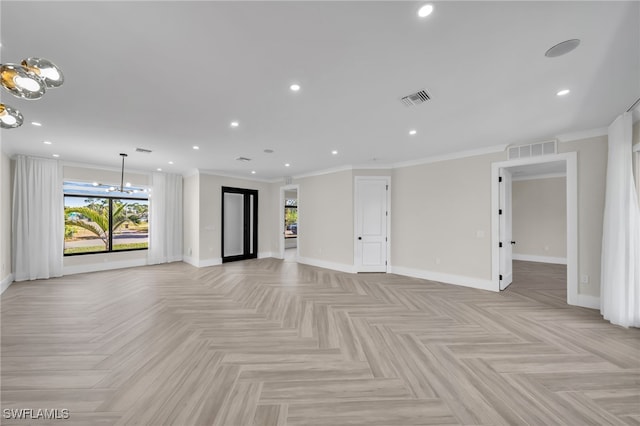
<box><xmin>435</xmin><ymin>257</ymin><xmax>441</xmax><ymax>265</ymax></box>
<box><xmin>476</xmin><ymin>230</ymin><xmax>485</xmax><ymax>238</ymax></box>
<box><xmin>581</xmin><ymin>274</ymin><xmax>589</xmax><ymax>284</ymax></box>
<box><xmin>544</xmin><ymin>245</ymin><xmax>550</xmax><ymax>252</ymax></box>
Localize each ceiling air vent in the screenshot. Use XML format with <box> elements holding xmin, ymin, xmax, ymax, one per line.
<box><xmin>508</xmin><ymin>140</ymin><xmax>557</xmax><ymax>160</ymax></box>
<box><xmin>401</xmin><ymin>89</ymin><xmax>431</xmax><ymax>107</ymax></box>
<box><xmin>135</xmin><ymin>147</ymin><xmax>152</xmax><ymax>154</ymax></box>
<box><xmin>235</xmin><ymin>157</ymin><xmax>251</xmax><ymax>162</ymax></box>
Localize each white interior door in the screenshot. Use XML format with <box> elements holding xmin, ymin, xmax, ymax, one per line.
<box><xmin>499</xmin><ymin>168</ymin><xmax>513</xmax><ymax>290</ymax></box>
<box><xmin>355</xmin><ymin>177</ymin><xmax>389</xmax><ymax>272</ymax></box>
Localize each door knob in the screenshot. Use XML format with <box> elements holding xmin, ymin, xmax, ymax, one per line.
<box><xmin>358</xmin><ymin>237</ymin><xmax>362</xmax><ymax>240</ymax></box>
<box><xmin>511</xmin><ymin>241</ymin><xmax>516</xmax><ymax>245</ymax></box>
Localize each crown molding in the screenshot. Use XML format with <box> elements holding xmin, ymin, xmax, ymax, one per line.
<box><xmin>392</xmin><ymin>144</ymin><xmax>507</xmax><ymax>169</ymax></box>
<box><xmin>556</xmin><ymin>127</ymin><xmax>607</xmax><ymax>143</ymax></box>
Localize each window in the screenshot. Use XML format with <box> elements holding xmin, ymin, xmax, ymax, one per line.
<box><xmin>63</xmin><ymin>181</ymin><xmax>149</xmax><ymax>255</ymax></box>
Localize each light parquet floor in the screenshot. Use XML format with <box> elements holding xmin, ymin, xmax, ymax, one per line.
<box><xmin>1</xmin><ymin>259</ymin><xmax>639</xmax><ymax>425</ymax></box>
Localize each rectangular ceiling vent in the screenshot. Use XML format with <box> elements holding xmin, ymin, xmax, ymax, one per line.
<box><xmin>508</xmin><ymin>140</ymin><xmax>557</xmax><ymax>160</ymax></box>
<box><xmin>235</xmin><ymin>157</ymin><xmax>252</xmax><ymax>162</ymax></box>
<box><xmin>401</xmin><ymin>89</ymin><xmax>431</xmax><ymax>107</ymax></box>
<box><xmin>135</xmin><ymin>147</ymin><xmax>152</xmax><ymax>154</ymax></box>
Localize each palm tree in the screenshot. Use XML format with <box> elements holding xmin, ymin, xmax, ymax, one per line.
<box><xmin>65</xmin><ymin>202</ymin><xmax>129</xmax><ymax>249</ymax></box>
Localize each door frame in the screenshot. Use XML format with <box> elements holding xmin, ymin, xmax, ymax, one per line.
<box><xmin>221</xmin><ymin>186</ymin><xmax>258</xmax><ymax>263</ymax></box>
<box><xmin>354</xmin><ymin>176</ymin><xmax>391</xmax><ymax>273</ymax></box>
<box><xmin>491</xmin><ymin>152</ymin><xmax>578</xmax><ymax>305</ymax></box>
<box><xmin>279</xmin><ymin>184</ymin><xmax>300</xmax><ymax>260</ymax></box>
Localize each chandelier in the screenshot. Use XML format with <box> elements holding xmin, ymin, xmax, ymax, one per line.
<box><xmin>0</xmin><ymin>57</ymin><xmax>64</xmax><ymax>129</ymax></box>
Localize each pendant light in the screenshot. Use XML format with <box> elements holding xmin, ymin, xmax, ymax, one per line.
<box><xmin>0</xmin><ymin>104</ymin><xmax>24</xmax><ymax>129</ymax></box>
<box><xmin>0</xmin><ymin>57</ymin><xmax>64</xmax><ymax>128</ymax></box>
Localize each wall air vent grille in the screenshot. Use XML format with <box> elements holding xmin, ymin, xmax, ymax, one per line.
<box><xmin>401</xmin><ymin>89</ymin><xmax>431</xmax><ymax>107</ymax></box>
<box><xmin>508</xmin><ymin>140</ymin><xmax>557</xmax><ymax>160</ymax></box>
<box><xmin>235</xmin><ymin>157</ymin><xmax>252</xmax><ymax>162</ymax></box>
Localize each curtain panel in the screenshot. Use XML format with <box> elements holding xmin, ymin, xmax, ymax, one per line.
<box><xmin>601</xmin><ymin>112</ymin><xmax>640</xmax><ymax>327</ymax></box>
<box><xmin>12</xmin><ymin>156</ymin><xmax>63</xmax><ymax>281</ymax></box>
<box><xmin>148</xmin><ymin>172</ymin><xmax>183</xmax><ymax>265</ymax></box>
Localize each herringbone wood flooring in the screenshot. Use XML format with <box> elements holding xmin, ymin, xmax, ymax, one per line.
<box><xmin>1</xmin><ymin>259</ymin><xmax>638</xmax><ymax>425</ymax></box>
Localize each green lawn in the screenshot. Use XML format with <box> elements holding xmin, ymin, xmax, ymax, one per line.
<box><xmin>64</xmin><ymin>242</ymin><xmax>148</xmax><ymax>255</ymax></box>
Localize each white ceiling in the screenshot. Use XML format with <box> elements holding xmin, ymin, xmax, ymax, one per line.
<box><xmin>1</xmin><ymin>1</ymin><xmax>638</xmax><ymax>181</ymax></box>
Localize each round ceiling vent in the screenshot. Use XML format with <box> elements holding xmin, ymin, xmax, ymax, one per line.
<box><xmin>545</xmin><ymin>39</ymin><xmax>581</xmax><ymax>58</ymax></box>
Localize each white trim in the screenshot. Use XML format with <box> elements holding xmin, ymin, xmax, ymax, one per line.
<box><xmin>297</xmin><ymin>256</ymin><xmax>356</xmax><ymax>274</ymax></box>
<box><xmin>354</xmin><ymin>176</ymin><xmax>391</xmax><ymax>273</ymax></box>
<box><xmin>182</xmin><ymin>168</ymin><xmax>200</xmax><ymax>178</ymax></box>
<box><xmin>576</xmin><ymin>294</ymin><xmax>600</xmax><ymax>310</ymax></box>
<box><xmin>197</xmin><ymin>169</ymin><xmax>276</xmax><ymax>183</ymax></box>
<box><xmin>512</xmin><ymin>254</ymin><xmax>567</xmax><ymax>265</ymax></box>
<box><xmin>389</xmin><ymin>266</ymin><xmax>496</xmax><ymax>292</ymax></box>
<box><xmin>63</xmin><ymin>258</ymin><xmax>148</xmax><ymax>276</ymax></box>
<box><xmin>62</xmin><ymin>160</ymin><xmax>152</xmax><ymax>177</ymax></box>
<box><xmin>351</xmin><ymin>164</ymin><xmax>394</xmax><ymax>170</ymax></box>
<box><xmin>556</xmin><ymin>127</ymin><xmax>608</xmax><ymax>143</ymax></box>
<box><xmin>633</xmin><ymin>144</ymin><xmax>640</xmax><ymax>152</ymax></box>
<box><xmin>182</xmin><ymin>255</ymin><xmax>198</xmax><ymax>267</ymax></box>
<box><xmin>293</xmin><ymin>165</ymin><xmax>353</xmax><ymax>180</ymax></box>
<box><xmin>491</xmin><ymin>152</ymin><xmax>579</xmax><ymax>306</ymax></box>
<box><xmin>1</xmin><ymin>273</ymin><xmax>14</xmax><ymax>294</ymax></box>
<box><xmin>258</xmin><ymin>251</ymin><xmax>276</xmax><ymax>259</ymax></box>
<box><xmin>512</xmin><ymin>172</ymin><xmax>566</xmax><ymax>182</ymax></box>
<box><xmin>181</xmin><ymin>256</ymin><xmax>222</xmax><ymax>268</ymax></box>
<box><xmin>198</xmin><ymin>257</ymin><xmax>223</xmax><ymax>268</ymax></box>
<box><xmin>393</xmin><ymin>144</ymin><xmax>508</xmax><ymax>169</ymax></box>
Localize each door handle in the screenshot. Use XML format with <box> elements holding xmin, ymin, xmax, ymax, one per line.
<box><xmin>358</xmin><ymin>237</ymin><xmax>362</xmax><ymax>240</ymax></box>
<box><xmin>511</xmin><ymin>241</ymin><xmax>516</xmax><ymax>245</ymax></box>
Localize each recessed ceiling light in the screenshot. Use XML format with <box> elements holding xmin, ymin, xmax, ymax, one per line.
<box><xmin>31</xmin><ymin>121</ymin><xmax>42</xmax><ymax>126</ymax></box>
<box><xmin>557</xmin><ymin>89</ymin><xmax>570</xmax><ymax>96</ymax></box>
<box><xmin>545</xmin><ymin>39</ymin><xmax>581</xmax><ymax>58</ymax></box>
<box><xmin>418</xmin><ymin>4</ymin><xmax>434</xmax><ymax>18</ymax></box>
<box><xmin>168</xmin><ymin>161</ymin><xmax>174</xmax><ymax>165</ymax></box>
<box><xmin>52</xmin><ymin>154</ymin><xmax>60</xmax><ymax>158</ymax></box>
<box><xmin>285</xmin><ymin>163</ymin><xmax>291</xmax><ymax>167</ymax></box>
<box><xmin>157</xmin><ymin>168</ymin><xmax>162</xmax><ymax>171</ymax></box>
<box><xmin>290</xmin><ymin>84</ymin><xmax>301</xmax><ymax>92</ymax></box>
<box><xmin>251</xmin><ymin>170</ymin><xmax>256</xmax><ymax>174</ymax></box>
<box><xmin>193</xmin><ymin>145</ymin><xmax>199</xmax><ymax>150</ymax></box>
<box><xmin>43</xmin><ymin>140</ymin><xmax>52</xmax><ymax>145</ymax></box>
<box><xmin>230</xmin><ymin>121</ymin><xmax>239</xmax><ymax>127</ymax></box>
<box><xmin>331</xmin><ymin>150</ymin><xmax>338</xmax><ymax>155</ymax></box>
<box><xmin>92</xmin><ymin>182</ymin><xmax>99</xmax><ymax>186</ymax></box>
<box><xmin>409</xmin><ymin>130</ymin><xmax>417</xmax><ymax>135</ymax></box>
<box><xmin>125</xmin><ymin>182</ymin><xmax>131</xmax><ymax>187</ymax></box>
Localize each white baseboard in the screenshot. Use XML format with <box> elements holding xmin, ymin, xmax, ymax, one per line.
<box><xmin>389</xmin><ymin>266</ymin><xmax>497</xmax><ymax>292</ymax></box>
<box><xmin>63</xmin><ymin>258</ymin><xmax>148</xmax><ymax>276</ymax></box>
<box><xmin>258</xmin><ymin>252</ymin><xmax>276</xmax><ymax>259</ymax></box>
<box><xmin>576</xmin><ymin>294</ymin><xmax>600</xmax><ymax>310</ymax></box>
<box><xmin>183</xmin><ymin>256</ymin><xmax>223</xmax><ymax>268</ymax></box>
<box><xmin>1</xmin><ymin>273</ymin><xmax>14</xmax><ymax>295</ymax></box>
<box><xmin>297</xmin><ymin>256</ymin><xmax>356</xmax><ymax>274</ymax></box>
<box><xmin>512</xmin><ymin>254</ymin><xmax>567</xmax><ymax>265</ymax></box>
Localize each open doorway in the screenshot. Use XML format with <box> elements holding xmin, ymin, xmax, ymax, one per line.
<box><xmin>279</xmin><ymin>184</ymin><xmax>299</xmax><ymax>261</ymax></box>
<box><xmin>491</xmin><ymin>152</ymin><xmax>579</xmax><ymax>306</ymax></box>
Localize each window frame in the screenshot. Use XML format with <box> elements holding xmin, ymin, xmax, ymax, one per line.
<box><xmin>63</xmin><ymin>194</ymin><xmax>149</xmax><ymax>256</ymax></box>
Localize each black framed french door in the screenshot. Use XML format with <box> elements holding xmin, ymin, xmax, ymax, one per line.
<box><xmin>221</xmin><ymin>186</ymin><xmax>258</xmax><ymax>263</ymax></box>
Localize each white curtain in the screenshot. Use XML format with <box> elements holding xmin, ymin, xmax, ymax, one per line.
<box><xmin>12</xmin><ymin>156</ymin><xmax>63</xmax><ymax>281</ymax></box>
<box><xmin>601</xmin><ymin>112</ymin><xmax>640</xmax><ymax>327</ymax></box>
<box><xmin>148</xmin><ymin>172</ymin><xmax>183</xmax><ymax>264</ymax></box>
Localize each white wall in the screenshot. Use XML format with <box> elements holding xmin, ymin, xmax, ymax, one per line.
<box><xmin>512</xmin><ymin>177</ymin><xmax>567</xmax><ymax>261</ymax></box>
<box><xmin>294</xmin><ymin>170</ymin><xmax>354</xmax><ymax>268</ymax></box>
<box><xmin>0</xmin><ymin>151</ymin><xmax>13</xmax><ymax>291</ymax></box>
<box><xmin>558</xmin><ymin>135</ymin><xmax>607</xmax><ymax>297</ymax></box>
<box><xmin>183</xmin><ymin>173</ymin><xmax>200</xmax><ymax>263</ymax></box>
<box><xmin>391</xmin><ymin>151</ymin><xmax>504</xmax><ymax>282</ymax></box>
